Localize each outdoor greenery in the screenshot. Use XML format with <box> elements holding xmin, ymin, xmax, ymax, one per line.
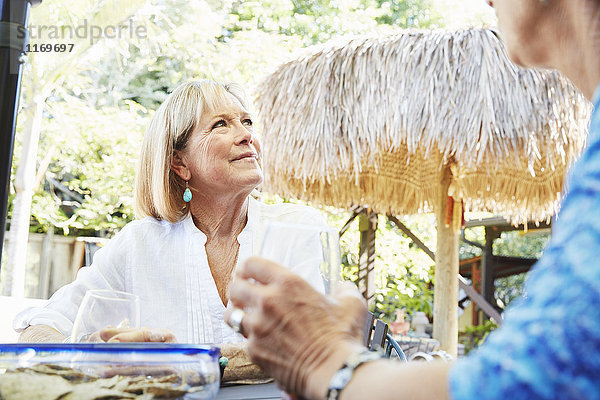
<box><xmin>335</xmin><ymin>213</ymin><xmax>436</xmax><ymax>321</ymax></box>
<box><xmin>461</xmin><ymin>226</ymin><xmax>551</xmax><ymax>311</ymax></box>
<box><xmin>4</xmin><ymin>0</ymin><xmax>542</xmax><ymax>343</ymax></box>
<box><xmin>459</xmin><ymin>319</ymin><xmax>498</xmax><ymax>354</ymax></box>
<box><xmin>13</xmin><ymin>0</ymin><xmax>440</xmax><ymax>237</ymax></box>
<box><xmin>32</xmin><ymin>99</ymin><xmax>147</xmax><ymax>235</ymax></box>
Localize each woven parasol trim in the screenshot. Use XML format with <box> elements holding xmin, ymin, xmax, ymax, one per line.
<box><xmin>264</xmin><ymin>142</ymin><xmax>568</xmax><ymax>224</ymax></box>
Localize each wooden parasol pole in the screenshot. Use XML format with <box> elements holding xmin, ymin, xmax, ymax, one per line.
<box><xmin>433</xmin><ymin>163</ymin><xmax>459</xmax><ymax>357</ymax></box>
<box><xmin>358</xmin><ymin>210</ymin><xmax>378</xmax><ymax>307</ymax></box>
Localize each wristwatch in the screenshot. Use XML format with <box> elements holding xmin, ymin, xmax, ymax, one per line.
<box><xmin>326</xmin><ymin>349</ymin><xmax>383</xmax><ymax>400</ymax></box>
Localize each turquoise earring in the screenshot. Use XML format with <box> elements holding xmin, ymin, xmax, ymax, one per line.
<box><xmin>183</xmin><ymin>181</ymin><xmax>192</xmax><ymax>202</ymax></box>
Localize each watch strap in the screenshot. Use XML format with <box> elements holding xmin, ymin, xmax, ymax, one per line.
<box><xmin>326</xmin><ymin>349</ymin><xmax>383</xmax><ymax>400</ymax></box>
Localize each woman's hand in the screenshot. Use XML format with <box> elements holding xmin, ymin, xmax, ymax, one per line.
<box><xmin>226</xmin><ymin>257</ymin><xmax>367</xmax><ymax>399</ymax></box>
<box><xmin>98</xmin><ymin>327</ymin><xmax>177</xmax><ymax>343</ymax></box>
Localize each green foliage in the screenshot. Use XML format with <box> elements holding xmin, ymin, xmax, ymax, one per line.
<box><xmin>494</xmin><ymin>230</ymin><xmax>550</xmax><ymax>308</ymax></box>
<box><xmin>460</xmin><ymin>319</ymin><xmax>497</xmax><ymax>354</ymax></box>
<box><xmin>217</xmin><ymin>0</ymin><xmax>437</xmax><ymax>46</ymax></box>
<box><xmin>374</xmin><ymin>272</ymin><xmax>433</xmax><ymax>321</ymax></box>
<box><xmin>374</xmin><ymin>0</ymin><xmax>438</xmax><ymax>27</ymax></box>
<box><xmin>494</xmin><ymin>230</ymin><xmax>550</xmax><ymax>259</ymax></box>
<box><xmin>459</xmin><ymin>225</ymin><xmax>485</xmax><ymax>259</ymax></box>
<box><xmin>459</xmin><ymin>221</ymin><xmax>550</xmax><ymax>310</ymax></box>
<box><xmin>494</xmin><ymin>272</ymin><xmax>527</xmax><ymax>309</ymax></box>
<box><xmin>30</xmin><ymin>98</ymin><xmax>147</xmax><ymax>236</ymax></box>
<box><xmin>370</xmin><ymin>215</ymin><xmax>436</xmax><ymax>321</ymax></box>
<box><xmin>17</xmin><ymin>0</ymin><xmax>442</xmax><ymax>239</ymax></box>
<box><xmin>325</xmin><ymin>212</ymin><xmax>436</xmax><ymax>322</ymax></box>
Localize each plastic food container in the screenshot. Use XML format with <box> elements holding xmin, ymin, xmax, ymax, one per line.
<box><xmin>0</xmin><ymin>343</ymin><xmax>220</xmax><ymax>400</ymax></box>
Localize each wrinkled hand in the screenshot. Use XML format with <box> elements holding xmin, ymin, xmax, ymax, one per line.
<box><xmin>226</xmin><ymin>257</ymin><xmax>367</xmax><ymax>399</ymax></box>
<box><xmin>97</xmin><ymin>327</ymin><xmax>177</xmax><ymax>343</ymax></box>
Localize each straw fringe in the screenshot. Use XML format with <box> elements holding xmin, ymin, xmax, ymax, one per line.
<box><xmin>265</xmin><ymin>143</ymin><xmax>568</xmax><ymax>223</ymax></box>
<box><xmin>255</xmin><ymin>29</ymin><xmax>591</xmax><ymax>223</ymax></box>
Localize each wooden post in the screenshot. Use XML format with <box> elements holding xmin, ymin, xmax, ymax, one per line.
<box><xmin>70</xmin><ymin>240</ymin><xmax>85</xmax><ymax>281</ymax></box>
<box><xmin>38</xmin><ymin>228</ymin><xmax>54</xmax><ymax>299</ymax></box>
<box><xmin>433</xmin><ymin>164</ymin><xmax>459</xmax><ymax>357</ymax></box>
<box><xmin>481</xmin><ymin>227</ymin><xmax>501</xmax><ymax>313</ymax></box>
<box><xmin>389</xmin><ymin>213</ymin><xmax>503</xmax><ymax>325</ymax></box>
<box><xmin>471</xmin><ymin>259</ymin><xmax>480</xmax><ymax>326</ymax></box>
<box><xmin>358</xmin><ymin>210</ymin><xmax>377</xmax><ymax>307</ymax></box>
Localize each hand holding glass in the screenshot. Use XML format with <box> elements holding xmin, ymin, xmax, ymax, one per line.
<box><xmin>71</xmin><ymin>289</ymin><xmax>140</xmax><ymax>342</ymax></box>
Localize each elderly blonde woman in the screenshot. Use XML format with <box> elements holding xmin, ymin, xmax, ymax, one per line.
<box><xmin>226</xmin><ymin>0</ymin><xmax>600</xmax><ymax>399</ymax></box>
<box><xmin>15</xmin><ymin>80</ymin><xmax>326</xmax><ymax>378</ymax></box>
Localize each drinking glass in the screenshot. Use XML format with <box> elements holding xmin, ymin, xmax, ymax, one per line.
<box><xmin>71</xmin><ymin>289</ymin><xmax>141</xmax><ymax>342</ymax></box>
<box><xmin>260</xmin><ymin>221</ymin><xmax>341</xmax><ymax>294</ymax></box>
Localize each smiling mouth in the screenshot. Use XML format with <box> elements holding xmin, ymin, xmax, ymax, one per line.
<box><xmin>232</xmin><ymin>153</ymin><xmax>258</xmax><ymax>161</ymax></box>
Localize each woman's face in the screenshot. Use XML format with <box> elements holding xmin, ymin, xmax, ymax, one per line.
<box><xmin>181</xmin><ymin>93</ymin><xmax>263</xmax><ymax>197</ymax></box>
<box><xmin>487</xmin><ymin>0</ymin><xmax>560</xmax><ymax>68</ymax></box>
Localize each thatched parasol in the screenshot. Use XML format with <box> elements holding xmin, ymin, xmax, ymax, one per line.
<box><xmin>254</xmin><ymin>29</ymin><xmax>590</xmax><ymax>355</ymax></box>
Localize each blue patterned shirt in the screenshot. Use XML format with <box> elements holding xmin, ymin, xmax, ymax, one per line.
<box><xmin>450</xmin><ymin>85</ymin><xmax>600</xmax><ymax>400</ymax></box>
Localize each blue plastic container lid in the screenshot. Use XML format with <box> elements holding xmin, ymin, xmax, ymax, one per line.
<box><xmin>0</xmin><ymin>343</ymin><xmax>220</xmax><ymax>357</ymax></box>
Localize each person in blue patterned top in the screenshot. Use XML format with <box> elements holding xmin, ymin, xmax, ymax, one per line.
<box><xmin>223</xmin><ymin>1</ymin><xmax>600</xmax><ymax>399</ymax></box>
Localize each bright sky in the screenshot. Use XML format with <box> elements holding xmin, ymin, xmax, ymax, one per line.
<box><xmin>433</xmin><ymin>0</ymin><xmax>498</xmax><ymax>29</ymax></box>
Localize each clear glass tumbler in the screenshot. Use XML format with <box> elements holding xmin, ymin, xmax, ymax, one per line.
<box><xmin>71</xmin><ymin>289</ymin><xmax>140</xmax><ymax>342</ymax></box>
<box><xmin>260</xmin><ymin>221</ymin><xmax>341</xmax><ymax>294</ymax></box>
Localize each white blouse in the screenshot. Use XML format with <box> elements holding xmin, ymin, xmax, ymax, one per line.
<box><xmin>14</xmin><ymin>198</ymin><xmax>327</xmax><ymax>344</ymax></box>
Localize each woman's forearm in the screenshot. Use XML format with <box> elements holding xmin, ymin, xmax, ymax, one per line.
<box><xmin>303</xmin><ymin>344</ymin><xmax>452</xmax><ymax>400</ymax></box>
<box><xmin>220</xmin><ymin>342</ymin><xmax>270</xmax><ymax>382</ymax></box>
<box><xmin>18</xmin><ymin>325</ymin><xmax>67</xmax><ymax>343</ymax></box>
<box><xmin>339</xmin><ymin>360</ymin><xmax>451</xmax><ymax>400</ymax></box>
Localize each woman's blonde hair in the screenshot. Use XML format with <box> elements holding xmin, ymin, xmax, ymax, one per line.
<box><xmin>135</xmin><ymin>80</ymin><xmax>249</xmax><ymax>222</ymax></box>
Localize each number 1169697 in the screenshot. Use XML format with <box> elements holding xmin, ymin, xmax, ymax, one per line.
<box><xmin>25</xmin><ymin>43</ymin><xmax>74</xmax><ymax>53</ymax></box>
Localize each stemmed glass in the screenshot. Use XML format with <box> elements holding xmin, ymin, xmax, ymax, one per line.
<box><xmin>71</xmin><ymin>289</ymin><xmax>141</xmax><ymax>342</ymax></box>
<box><xmin>259</xmin><ymin>221</ymin><xmax>341</xmax><ymax>294</ymax></box>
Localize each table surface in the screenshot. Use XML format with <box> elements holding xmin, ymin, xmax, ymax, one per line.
<box><xmin>216</xmin><ymin>382</ymin><xmax>281</xmax><ymax>400</ymax></box>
